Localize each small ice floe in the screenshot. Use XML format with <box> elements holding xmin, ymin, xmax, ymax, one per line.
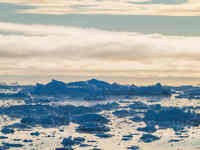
<box><xmin>58</xmin><ymin>136</ymin><xmax>86</xmax><ymax>150</ymax></box>
<box><xmin>137</xmin><ymin>125</ymin><xmax>157</xmax><ymax>133</ymax></box>
<box><xmin>1</xmin><ymin>142</ymin><xmax>24</xmax><ymax>149</ymax></box>
<box><xmin>1</xmin><ymin>127</ymin><xmax>15</xmax><ymax>134</ymax></box>
<box><xmin>168</xmin><ymin>139</ymin><xmax>183</xmax><ymax>143</ymax></box>
<box><xmin>74</xmin><ymin>113</ymin><xmax>111</xmax><ymax>134</ymax></box>
<box><xmin>30</xmin><ymin>131</ymin><xmax>40</xmax><ymax>136</ymax></box>
<box><xmin>140</xmin><ymin>134</ymin><xmax>160</xmax><ymax>143</ymax></box>
<box><xmin>127</xmin><ymin>146</ymin><xmax>140</xmax><ymax>150</ymax></box>
<box><xmin>23</xmin><ymin>139</ymin><xmax>33</xmax><ymax>143</ymax></box>
<box><xmin>112</xmin><ymin>110</ymin><xmax>137</xmax><ymax>118</ymax></box>
<box><xmin>122</xmin><ymin>134</ymin><xmax>134</xmax><ymax>141</ymax></box>
<box><xmin>95</xmin><ymin>133</ymin><xmax>113</xmax><ymax>138</ymax></box>
<box><xmin>76</xmin><ymin>122</ymin><xmax>110</xmax><ymax>134</ymax></box>
<box><xmin>0</xmin><ymin>136</ymin><xmax>8</xmax><ymax>139</ymax></box>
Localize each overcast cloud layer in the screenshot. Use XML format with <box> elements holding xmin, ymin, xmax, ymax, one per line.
<box><xmin>0</xmin><ymin>22</ymin><xmax>200</xmax><ymax>79</ymax></box>
<box><xmin>1</xmin><ymin>0</ymin><xmax>200</xmax><ymax>16</ymax></box>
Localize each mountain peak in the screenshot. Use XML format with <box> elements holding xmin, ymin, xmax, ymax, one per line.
<box><xmin>46</xmin><ymin>79</ymin><xmax>67</xmax><ymax>87</ymax></box>
<box><xmin>87</xmin><ymin>78</ymin><xmax>98</xmax><ymax>82</ymax></box>
<box><xmin>87</xmin><ymin>78</ymin><xmax>111</xmax><ymax>86</ymax></box>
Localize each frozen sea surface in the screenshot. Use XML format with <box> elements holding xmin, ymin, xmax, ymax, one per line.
<box><xmin>0</xmin><ymin>92</ymin><xmax>200</xmax><ymax>150</ymax></box>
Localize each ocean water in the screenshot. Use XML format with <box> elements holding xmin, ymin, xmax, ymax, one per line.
<box><xmin>0</xmin><ymin>92</ymin><xmax>200</xmax><ymax>150</ymax></box>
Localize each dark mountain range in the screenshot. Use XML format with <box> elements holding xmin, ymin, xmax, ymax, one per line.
<box><xmin>29</xmin><ymin>79</ymin><xmax>171</xmax><ymax>98</ymax></box>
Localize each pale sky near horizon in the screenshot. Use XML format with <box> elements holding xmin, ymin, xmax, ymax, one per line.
<box><xmin>1</xmin><ymin>0</ymin><xmax>200</xmax><ymax>85</ymax></box>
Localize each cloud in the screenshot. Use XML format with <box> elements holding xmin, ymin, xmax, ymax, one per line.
<box><xmin>0</xmin><ymin>22</ymin><xmax>200</xmax><ymax>78</ymax></box>
<box><xmin>1</xmin><ymin>0</ymin><xmax>200</xmax><ymax>16</ymax></box>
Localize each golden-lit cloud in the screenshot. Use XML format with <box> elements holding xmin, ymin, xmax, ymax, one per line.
<box><xmin>0</xmin><ymin>22</ymin><xmax>200</xmax><ymax>79</ymax></box>
<box><xmin>1</xmin><ymin>0</ymin><xmax>200</xmax><ymax>16</ymax></box>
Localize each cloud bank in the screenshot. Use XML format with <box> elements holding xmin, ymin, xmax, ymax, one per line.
<box><xmin>1</xmin><ymin>0</ymin><xmax>200</xmax><ymax>16</ymax></box>
<box><xmin>0</xmin><ymin>22</ymin><xmax>200</xmax><ymax>78</ymax></box>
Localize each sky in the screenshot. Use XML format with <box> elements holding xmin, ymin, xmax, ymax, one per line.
<box><xmin>0</xmin><ymin>0</ymin><xmax>200</xmax><ymax>85</ymax></box>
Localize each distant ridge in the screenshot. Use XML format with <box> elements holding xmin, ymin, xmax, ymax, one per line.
<box><xmin>0</xmin><ymin>79</ymin><xmax>172</xmax><ymax>100</ymax></box>
<box><xmin>29</xmin><ymin>79</ymin><xmax>172</xmax><ymax>98</ymax></box>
